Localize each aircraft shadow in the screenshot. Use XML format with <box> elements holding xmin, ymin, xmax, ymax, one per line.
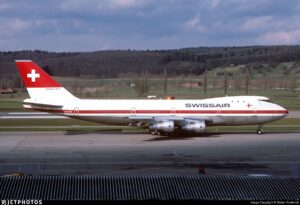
<box><xmin>64</xmin><ymin>129</ymin><xmax>300</xmax><ymax>136</ymax></box>
<box><xmin>144</xmin><ymin>131</ymin><xmax>300</xmax><ymax>141</ymax></box>
<box><xmin>64</xmin><ymin>130</ymin><xmax>146</xmax><ymax>135</ymax></box>
<box><xmin>145</xmin><ymin>132</ymin><xmax>221</xmax><ymax>141</ymax></box>
<box><xmin>209</xmin><ymin>131</ymin><xmax>300</xmax><ymax>135</ymax></box>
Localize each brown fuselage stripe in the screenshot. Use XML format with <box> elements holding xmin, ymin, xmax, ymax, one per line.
<box><xmin>32</xmin><ymin>109</ymin><xmax>288</xmax><ymax>115</ymax></box>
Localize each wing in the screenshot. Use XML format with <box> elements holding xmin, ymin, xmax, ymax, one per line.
<box><xmin>128</xmin><ymin>116</ymin><xmax>211</xmax><ymax>127</ymax></box>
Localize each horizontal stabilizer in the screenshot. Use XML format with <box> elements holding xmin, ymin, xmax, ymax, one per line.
<box><xmin>23</xmin><ymin>102</ymin><xmax>63</xmax><ymax>109</ymax></box>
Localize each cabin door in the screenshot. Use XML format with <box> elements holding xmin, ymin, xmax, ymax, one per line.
<box><xmin>249</xmin><ymin>108</ymin><xmax>258</xmax><ymax>123</ymax></box>
<box><xmin>131</xmin><ymin>107</ymin><xmax>136</xmax><ymax>116</ymax></box>
<box><xmin>217</xmin><ymin>108</ymin><xmax>222</xmax><ymax>117</ymax></box>
<box><xmin>171</xmin><ymin>107</ymin><xmax>176</xmax><ymax>116</ymax></box>
<box><xmin>73</xmin><ymin>107</ymin><xmax>79</xmax><ymax>116</ymax></box>
<box><xmin>248</xmin><ymin>102</ymin><xmax>258</xmax><ymax>123</ymax></box>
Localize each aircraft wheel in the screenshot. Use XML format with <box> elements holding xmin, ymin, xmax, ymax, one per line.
<box><xmin>257</xmin><ymin>129</ymin><xmax>263</xmax><ymax>135</ymax></box>
<box><xmin>159</xmin><ymin>131</ymin><xmax>166</xmax><ymax>136</ymax></box>
<box><xmin>150</xmin><ymin>130</ymin><xmax>157</xmax><ymax>135</ymax></box>
<box><xmin>168</xmin><ymin>132</ymin><xmax>175</xmax><ymax>137</ymax></box>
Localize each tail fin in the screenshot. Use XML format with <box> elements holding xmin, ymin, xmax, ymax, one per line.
<box><xmin>15</xmin><ymin>60</ymin><xmax>77</xmax><ymax>102</ymax></box>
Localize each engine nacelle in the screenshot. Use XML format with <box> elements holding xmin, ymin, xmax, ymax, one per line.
<box><xmin>182</xmin><ymin>121</ymin><xmax>206</xmax><ymax>133</ymax></box>
<box><xmin>150</xmin><ymin>121</ymin><xmax>174</xmax><ymax>133</ymax></box>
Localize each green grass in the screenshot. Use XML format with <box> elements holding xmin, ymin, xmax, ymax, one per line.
<box><xmin>207</xmin><ymin>125</ymin><xmax>300</xmax><ymax>133</ymax></box>
<box><xmin>0</xmin><ymin>99</ymin><xmax>26</xmax><ymax>111</ymax></box>
<box><xmin>0</xmin><ymin>118</ymin><xmax>299</xmax><ymax>132</ymax></box>
<box><xmin>269</xmin><ymin>118</ymin><xmax>300</xmax><ymax>125</ymax></box>
<box><xmin>1</xmin><ymin>70</ymin><xmax>299</xmax><ymax>111</ymax></box>
<box><xmin>1</xmin><ymin>89</ymin><xmax>299</xmax><ymax>111</ymax></box>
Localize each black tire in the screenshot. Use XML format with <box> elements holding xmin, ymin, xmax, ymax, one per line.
<box><xmin>160</xmin><ymin>131</ymin><xmax>166</xmax><ymax>136</ymax></box>
<box><xmin>257</xmin><ymin>130</ymin><xmax>263</xmax><ymax>134</ymax></box>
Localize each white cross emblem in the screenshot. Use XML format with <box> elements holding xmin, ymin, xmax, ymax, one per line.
<box><xmin>27</xmin><ymin>69</ymin><xmax>40</xmax><ymax>82</ymax></box>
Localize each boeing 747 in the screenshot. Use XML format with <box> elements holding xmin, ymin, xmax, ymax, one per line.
<box><xmin>15</xmin><ymin>60</ymin><xmax>288</xmax><ymax>136</ymax></box>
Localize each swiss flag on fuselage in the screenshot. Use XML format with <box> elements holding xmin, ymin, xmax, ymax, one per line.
<box><xmin>15</xmin><ymin>60</ymin><xmax>61</xmax><ymax>88</ymax></box>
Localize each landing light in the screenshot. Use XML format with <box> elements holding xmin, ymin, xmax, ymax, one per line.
<box><xmin>166</xmin><ymin>96</ymin><xmax>175</xmax><ymax>100</ymax></box>
<box><xmin>147</xmin><ymin>95</ymin><xmax>157</xmax><ymax>99</ymax></box>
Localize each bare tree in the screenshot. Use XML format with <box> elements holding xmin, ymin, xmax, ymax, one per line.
<box><xmin>233</xmin><ymin>78</ymin><xmax>242</xmax><ymax>91</ymax></box>
<box><xmin>245</xmin><ymin>65</ymin><xmax>250</xmax><ymax>95</ymax></box>
<box><xmin>284</xmin><ymin>79</ymin><xmax>288</xmax><ymax>91</ymax></box>
<box><xmin>134</xmin><ymin>69</ymin><xmax>149</xmax><ymax>97</ymax></box>
<box><xmin>291</xmin><ymin>77</ymin><xmax>297</xmax><ymax>95</ymax></box>
<box><xmin>163</xmin><ymin>67</ymin><xmax>167</xmax><ymax>95</ymax></box>
<box><xmin>224</xmin><ymin>67</ymin><xmax>228</xmax><ymax>95</ymax></box>
<box><xmin>203</xmin><ymin>67</ymin><xmax>207</xmax><ymax>96</ymax></box>
<box><xmin>212</xmin><ymin>76</ymin><xmax>217</xmax><ymax>92</ymax></box>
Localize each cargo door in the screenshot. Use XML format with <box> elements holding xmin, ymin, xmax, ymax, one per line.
<box><xmin>73</xmin><ymin>107</ymin><xmax>79</xmax><ymax>116</ymax></box>
<box><xmin>171</xmin><ymin>107</ymin><xmax>176</xmax><ymax>116</ymax></box>
<box><xmin>131</xmin><ymin>107</ymin><xmax>136</xmax><ymax>116</ymax></box>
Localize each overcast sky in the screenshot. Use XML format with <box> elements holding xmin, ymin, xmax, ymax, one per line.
<box><xmin>1</xmin><ymin>0</ymin><xmax>300</xmax><ymax>51</ymax></box>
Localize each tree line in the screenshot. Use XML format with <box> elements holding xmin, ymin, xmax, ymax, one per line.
<box><xmin>0</xmin><ymin>45</ymin><xmax>300</xmax><ymax>79</ymax></box>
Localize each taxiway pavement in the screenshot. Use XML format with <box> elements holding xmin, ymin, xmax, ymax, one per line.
<box><xmin>0</xmin><ymin>131</ymin><xmax>299</xmax><ymax>176</ymax></box>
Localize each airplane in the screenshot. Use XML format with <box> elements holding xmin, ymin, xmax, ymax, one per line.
<box><xmin>15</xmin><ymin>60</ymin><xmax>288</xmax><ymax>136</ymax></box>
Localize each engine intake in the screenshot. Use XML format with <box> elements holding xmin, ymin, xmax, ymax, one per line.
<box><xmin>182</xmin><ymin>121</ymin><xmax>206</xmax><ymax>133</ymax></box>
<box><xmin>150</xmin><ymin>121</ymin><xmax>174</xmax><ymax>133</ymax></box>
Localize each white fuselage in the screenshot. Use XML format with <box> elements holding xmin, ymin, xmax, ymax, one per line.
<box><xmin>28</xmin><ymin>96</ymin><xmax>288</xmax><ymax>126</ymax></box>
<box><xmin>16</xmin><ymin>60</ymin><xmax>288</xmax><ymax>135</ymax></box>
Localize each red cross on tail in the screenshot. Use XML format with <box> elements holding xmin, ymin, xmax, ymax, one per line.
<box><xmin>15</xmin><ymin>60</ymin><xmax>61</xmax><ymax>88</ymax></box>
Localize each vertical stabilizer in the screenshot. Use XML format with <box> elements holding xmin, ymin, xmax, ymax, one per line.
<box><xmin>15</xmin><ymin>60</ymin><xmax>77</xmax><ymax>103</ymax></box>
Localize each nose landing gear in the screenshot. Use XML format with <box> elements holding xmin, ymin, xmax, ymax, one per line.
<box><xmin>257</xmin><ymin>129</ymin><xmax>263</xmax><ymax>134</ymax></box>
<box><xmin>256</xmin><ymin>125</ymin><xmax>263</xmax><ymax>134</ymax></box>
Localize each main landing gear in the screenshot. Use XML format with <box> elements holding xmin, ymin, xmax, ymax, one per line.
<box><xmin>149</xmin><ymin>129</ymin><xmax>160</xmax><ymax>135</ymax></box>
<box><xmin>256</xmin><ymin>125</ymin><xmax>263</xmax><ymax>134</ymax></box>
<box><xmin>149</xmin><ymin>129</ymin><xmax>175</xmax><ymax>136</ymax></box>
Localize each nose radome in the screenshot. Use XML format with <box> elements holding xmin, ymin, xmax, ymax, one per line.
<box><xmin>279</xmin><ymin>105</ymin><xmax>288</xmax><ymax>117</ymax></box>
<box><xmin>284</xmin><ymin>108</ymin><xmax>289</xmax><ymax>116</ymax></box>
<box><xmin>272</xmin><ymin>103</ymin><xmax>288</xmax><ymax>118</ymax></box>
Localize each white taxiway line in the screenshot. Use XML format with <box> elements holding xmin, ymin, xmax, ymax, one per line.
<box><xmin>0</xmin><ymin>126</ymin><xmax>128</xmax><ymax>128</ymax></box>
<box><xmin>8</xmin><ymin>112</ymin><xmax>49</xmax><ymax>115</ymax></box>
<box><xmin>0</xmin><ymin>116</ymin><xmax>67</xmax><ymax>119</ymax></box>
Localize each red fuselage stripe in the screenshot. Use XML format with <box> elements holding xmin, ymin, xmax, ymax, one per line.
<box><xmin>35</xmin><ymin>109</ymin><xmax>288</xmax><ymax>115</ymax></box>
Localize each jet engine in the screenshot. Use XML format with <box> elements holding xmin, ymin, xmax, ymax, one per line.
<box><xmin>182</xmin><ymin>121</ymin><xmax>206</xmax><ymax>133</ymax></box>
<box><xmin>150</xmin><ymin>121</ymin><xmax>174</xmax><ymax>133</ymax></box>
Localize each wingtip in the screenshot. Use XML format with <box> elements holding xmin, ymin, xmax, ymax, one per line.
<box><xmin>15</xmin><ymin>60</ymin><xmax>33</xmax><ymax>63</ymax></box>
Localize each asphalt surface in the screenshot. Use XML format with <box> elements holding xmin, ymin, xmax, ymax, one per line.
<box><xmin>0</xmin><ymin>131</ymin><xmax>299</xmax><ymax>176</ymax></box>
